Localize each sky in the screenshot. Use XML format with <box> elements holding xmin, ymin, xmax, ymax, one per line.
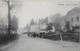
<box><xmin>0</xmin><ymin>0</ymin><xmax>79</xmax><ymax>28</ymax></box>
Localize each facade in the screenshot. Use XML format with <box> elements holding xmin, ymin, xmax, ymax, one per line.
<box><xmin>64</xmin><ymin>7</ymin><xmax>80</xmax><ymax>32</ymax></box>
<box><xmin>30</xmin><ymin>24</ymin><xmax>47</xmax><ymax>33</ymax></box>
<box><xmin>30</xmin><ymin>25</ymin><xmax>39</xmax><ymax>33</ymax></box>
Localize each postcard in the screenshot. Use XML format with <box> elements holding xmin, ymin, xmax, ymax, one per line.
<box><xmin>0</xmin><ymin>0</ymin><xmax>80</xmax><ymax>51</ymax></box>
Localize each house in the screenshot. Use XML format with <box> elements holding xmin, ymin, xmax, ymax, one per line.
<box><xmin>64</xmin><ymin>7</ymin><xmax>80</xmax><ymax>32</ymax></box>
<box><xmin>30</xmin><ymin>25</ymin><xmax>39</xmax><ymax>33</ymax></box>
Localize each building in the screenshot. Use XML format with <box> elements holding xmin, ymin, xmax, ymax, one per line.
<box><xmin>30</xmin><ymin>25</ymin><xmax>39</xmax><ymax>33</ymax></box>
<box><xmin>64</xmin><ymin>7</ymin><xmax>80</xmax><ymax>32</ymax></box>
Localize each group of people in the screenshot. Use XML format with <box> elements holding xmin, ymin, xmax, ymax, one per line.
<box><xmin>28</xmin><ymin>32</ymin><xmax>45</xmax><ymax>38</ymax></box>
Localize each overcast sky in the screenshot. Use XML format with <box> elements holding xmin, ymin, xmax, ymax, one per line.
<box><xmin>0</xmin><ymin>0</ymin><xmax>79</xmax><ymax>28</ymax></box>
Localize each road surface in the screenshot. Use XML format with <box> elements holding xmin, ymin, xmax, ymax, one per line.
<box><xmin>0</xmin><ymin>34</ymin><xmax>79</xmax><ymax>51</ymax></box>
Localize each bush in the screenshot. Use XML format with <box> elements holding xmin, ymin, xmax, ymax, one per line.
<box><xmin>62</xmin><ymin>33</ymin><xmax>79</xmax><ymax>42</ymax></box>
<box><xmin>0</xmin><ymin>33</ymin><xmax>18</xmax><ymax>46</ymax></box>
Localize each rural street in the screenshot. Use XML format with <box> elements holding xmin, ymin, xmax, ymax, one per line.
<box><xmin>0</xmin><ymin>34</ymin><xmax>79</xmax><ymax>51</ymax></box>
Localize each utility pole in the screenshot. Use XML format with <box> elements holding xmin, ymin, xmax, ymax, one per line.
<box><xmin>5</xmin><ymin>0</ymin><xmax>11</xmax><ymax>34</ymax></box>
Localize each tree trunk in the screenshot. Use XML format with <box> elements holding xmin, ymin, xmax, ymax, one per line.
<box><xmin>7</xmin><ymin>1</ymin><xmax>11</xmax><ymax>34</ymax></box>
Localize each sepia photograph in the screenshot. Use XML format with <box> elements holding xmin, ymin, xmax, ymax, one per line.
<box><xmin>0</xmin><ymin>0</ymin><xmax>80</xmax><ymax>51</ymax></box>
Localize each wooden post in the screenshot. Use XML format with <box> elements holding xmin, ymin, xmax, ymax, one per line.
<box><xmin>60</xmin><ymin>32</ymin><xmax>63</xmax><ymax>41</ymax></box>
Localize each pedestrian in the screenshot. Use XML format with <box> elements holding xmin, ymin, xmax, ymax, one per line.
<box><xmin>40</xmin><ymin>32</ymin><xmax>43</xmax><ymax>38</ymax></box>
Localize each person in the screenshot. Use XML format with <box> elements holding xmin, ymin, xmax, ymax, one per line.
<box><xmin>40</xmin><ymin>32</ymin><xmax>43</xmax><ymax>38</ymax></box>
<box><xmin>33</xmin><ymin>32</ymin><xmax>36</xmax><ymax>37</ymax></box>
<box><xmin>42</xmin><ymin>32</ymin><xmax>45</xmax><ymax>38</ymax></box>
<box><xmin>39</xmin><ymin>32</ymin><xmax>42</xmax><ymax>38</ymax></box>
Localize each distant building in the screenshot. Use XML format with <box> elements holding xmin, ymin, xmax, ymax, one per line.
<box><xmin>30</xmin><ymin>24</ymin><xmax>39</xmax><ymax>33</ymax></box>
<box><xmin>39</xmin><ymin>24</ymin><xmax>47</xmax><ymax>33</ymax></box>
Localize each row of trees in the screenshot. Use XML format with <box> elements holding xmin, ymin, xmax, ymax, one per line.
<box><xmin>45</xmin><ymin>14</ymin><xmax>62</xmax><ymax>32</ymax></box>
<box><xmin>0</xmin><ymin>0</ymin><xmax>20</xmax><ymax>34</ymax></box>
<box><xmin>26</xmin><ymin>7</ymin><xmax>73</xmax><ymax>33</ymax></box>
<box><xmin>0</xmin><ymin>16</ymin><xmax>18</xmax><ymax>34</ymax></box>
<box><xmin>26</xmin><ymin>14</ymin><xmax>62</xmax><ymax>32</ymax></box>
<box><xmin>29</xmin><ymin>17</ymin><xmax>49</xmax><ymax>26</ymax></box>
